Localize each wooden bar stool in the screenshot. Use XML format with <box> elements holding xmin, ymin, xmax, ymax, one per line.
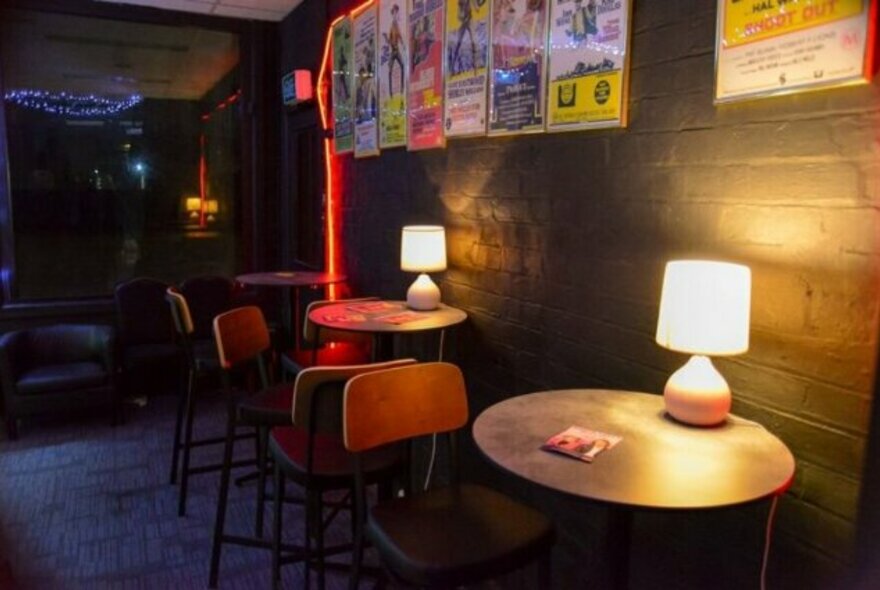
<box><xmin>344</xmin><ymin>363</ymin><xmax>556</xmax><ymax>589</ymax></box>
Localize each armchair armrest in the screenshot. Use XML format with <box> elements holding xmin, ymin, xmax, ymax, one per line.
<box><xmin>91</xmin><ymin>325</ymin><xmax>117</xmax><ymax>375</ymax></box>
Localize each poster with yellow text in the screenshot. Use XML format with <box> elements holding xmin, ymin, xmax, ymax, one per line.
<box><xmin>379</xmin><ymin>0</ymin><xmax>408</xmax><ymax>148</ymax></box>
<box><xmin>332</xmin><ymin>18</ymin><xmax>354</xmax><ymax>154</ymax></box>
<box><xmin>444</xmin><ymin>0</ymin><xmax>490</xmax><ymax>137</ymax></box>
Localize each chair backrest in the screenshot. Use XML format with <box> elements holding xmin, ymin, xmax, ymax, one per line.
<box><xmin>304</xmin><ymin>297</ymin><xmax>378</xmax><ymax>346</ymax></box>
<box><xmin>165</xmin><ymin>288</ymin><xmax>195</xmax><ymax>337</ymax></box>
<box><xmin>180</xmin><ymin>275</ymin><xmax>234</xmax><ymax>340</ymax></box>
<box><xmin>343</xmin><ymin>362</ymin><xmax>468</xmax><ymax>453</ymax></box>
<box><xmin>213</xmin><ymin>306</ymin><xmax>270</xmax><ymax>370</ymax></box>
<box><xmin>292</xmin><ymin>359</ymin><xmax>417</xmax><ymax>434</ymax></box>
<box><xmin>21</xmin><ymin>324</ymin><xmax>114</xmax><ymax>368</ymax></box>
<box><xmin>114</xmin><ymin>277</ymin><xmax>174</xmax><ymax>345</ymax></box>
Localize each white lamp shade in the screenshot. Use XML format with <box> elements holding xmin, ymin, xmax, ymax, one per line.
<box><xmin>401</xmin><ymin>226</ymin><xmax>447</xmax><ymax>273</ymax></box>
<box><xmin>655</xmin><ymin>260</ymin><xmax>751</xmax><ymax>356</ymax></box>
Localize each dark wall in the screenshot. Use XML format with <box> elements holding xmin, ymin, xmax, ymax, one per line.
<box><xmin>280</xmin><ymin>1</ymin><xmax>879</xmax><ymax>588</ymax></box>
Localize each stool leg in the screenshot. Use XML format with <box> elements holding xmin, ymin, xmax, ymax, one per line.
<box><xmin>178</xmin><ymin>369</ymin><xmax>197</xmax><ymax>516</ymax></box>
<box><xmin>316</xmin><ymin>490</ymin><xmax>326</xmax><ymax>590</ymax></box>
<box><xmin>304</xmin><ymin>489</ymin><xmax>313</xmax><ymax>589</ymax></box>
<box><xmin>272</xmin><ymin>463</ymin><xmax>285</xmax><ymax>590</ymax></box>
<box><xmin>208</xmin><ymin>398</ymin><xmax>237</xmax><ymax>588</ymax></box>
<box><xmin>255</xmin><ymin>425</ymin><xmax>268</xmax><ymax>537</ymax></box>
<box><xmin>169</xmin><ymin>367</ymin><xmax>190</xmax><ymax>484</ymax></box>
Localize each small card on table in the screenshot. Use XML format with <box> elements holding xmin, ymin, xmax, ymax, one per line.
<box><xmin>542</xmin><ymin>425</ymin><xmax>622</xmax><ymax>463</ymax></box>
<box><xmin>321</xmin><ymin>312</ymin><xmax>366</xmax><ymax>323</ymax></box>
<box><xmin>376</xmin><ymin>312</ymin><xmax>424</xmax><ymax>325</ymax></box>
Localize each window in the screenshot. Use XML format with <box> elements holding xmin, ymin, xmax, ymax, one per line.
<box><xmin>0</xmin><ymin>9</ymin><xmax>241</xmax><ymax>299</ymax></box>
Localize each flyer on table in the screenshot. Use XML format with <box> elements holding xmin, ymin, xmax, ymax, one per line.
<box><xmin>547</xmin><ymin>0</ymin><xmax>631</xmax><ymax>131</ymax></box>
<box><xmin>715</xmin><ymin>0</ymin><xmax>875</xmax><ymax>103</ymax></box>
<box><xmin>444</xmin><ymin>0</ymin><xmax>490</xmax><ymax>137</ymax></box>
<box><xmin>407</xmin><ymin>0</ymin><xmax>446</xmax><ymax>150</ymax></box>
<box><xmin>331</xmin><ymin>18</ymin><xmax>355</xmax><ymax>154</ymax></box>
<box><xmin>353</xmin><ymin>5</ymin><xmax>380</xmax><ymax>157</ymax></box>
<box><xmin>488</xmin><ymin>0</ymin><xmax>549</xmax><ymax>136</ymax></box>
<box><xmin>378</xmin><ymin>0</ymin><xmax>409</xmax><ymax>148</ymax></box>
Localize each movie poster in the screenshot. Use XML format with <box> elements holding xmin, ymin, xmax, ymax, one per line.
<box><xmin>547</xmin><ymin>0</ymin><xmax>631</xmax><ymax>132</ymax></box>
<box><xmin>444</xmin><ymin>0</ymin><xmax>490</xmax><ymax>137</ymax></box>
<box><xmin>407</xmin><ymin>0</ymin><xmax>446</xmax><ymax>151</ymax></box>
<box><xmin>379</xmin><ymin>0</ymin><xmax>408</xmax><ymax>148</ymax></box>
<box><xmin>332</xmin><ymin>17</ymin><xmax>354</xmax><ymax>154</ymax></box>
<box><xmin>715</xmin><ymin>0</ymin><xmax>875</xmax><ymax>103</ymax></box>
<box><xmin>354</xmin><ymin>5</ymin><xmax>380</xmax><ymax>157</ymax></box>
<box><xmin>488</xmin><ymin>0</ymin><xmax>549</xmax><ymax>136</ymax></box>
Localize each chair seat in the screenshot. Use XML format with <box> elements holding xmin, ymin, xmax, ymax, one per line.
<box><xmin>237</xmin><ymin>383</ymin><xmax>293</xmax><ymax>426</ymax></box>
<box><xmin>17</xmin><ymin>362</ymin><xmax>109</xmax><ymax>395</ymax></box>
<box><xmin>367</xmin><ymin>483</ymin><xmax>555</xmax><ymax>588</ymax></box>
<box><xmin>281</xmin><ymin>342</ymin><xmax>371</xmax><ymax>375</ymax></box>
<box><xmin>269</xmin><ymin>426</ymin><xmax>402</xmax><ymax>484</ymax></box>
<box><xmin>192</xmin><ymin>339</ymin><xmax>220</xmax><ymax>371</ymax></box>
<box><xmin>122</xmin><ymin>342</ymin><xmax>181</xmax><ymax>370</ymax></box>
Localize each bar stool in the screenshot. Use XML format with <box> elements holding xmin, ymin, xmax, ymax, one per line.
<box><xmin>268</xmin><ymin>359</ymin><xmax>414</xmax><ymax>590</ymax></box>
<box><xmin>208</xmin><ymin>305</ymin><xmax>295</xmax><ymax>588</ymax></box>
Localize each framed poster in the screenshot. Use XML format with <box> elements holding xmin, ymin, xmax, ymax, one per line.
<box><xmin>379</xmin><ymin>0</ymin><xmax>408</xmax><ymax>148</ymax></box>
<box><xmin>488</xmin><ymin>0</ymin><xmax>549</xmax><ymax>136</ymax></box>
<box><xmin>331</xmin><ymin>17</ymin><xmax>355</xmax><ymax>154</ymax></box>
<box><xmin>444</xmin><ymin>0</ymin><xmax>491</xmax><ymax>137</ymax></box>
<box><xmin>546</xmin><ymin>0</ymin><xmax>632</xmax><ymax>132</ymax></box>
<box><xmin>715</xmin><ymin>0</ymin><xmax>877</xmax><ymax>103</ymax></box>
<box><xmin>407</xmin><ymin>0</ymin><xmax>446</xmax><ymax>151</ymax></box>
<box><xmin>354</xmin><ymin>4</ymin><xmax>380</xmax><ymax>157</ymax></box>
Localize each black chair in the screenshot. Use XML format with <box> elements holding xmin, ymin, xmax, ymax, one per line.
<box><xmin>180</xmin><ymin>275</ymin><xmax>235</xmax><ymax>341</ymax></box>
<box><xmin>269</xmin><ymin>359</ymin><xmax>414</xmax><ymax>589</ymax></box>
<box><xmin>114</xmin><ymin>277</ymin><xmax>181</xmax><ymax>401</ymax></box>
<box><xmin>344</xmin><ymin>362</ymin><xmax>556</xmax><ymax>589</ymax></box>
<box><xmin>0</xmin><ymin>324</ymin><xmax>117</xmax><ymax>439</ymax></box>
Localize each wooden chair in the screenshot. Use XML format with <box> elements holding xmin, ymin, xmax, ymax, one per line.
<box><xmin>344</xmin><ymin>363</ymin><xmax>556</xmax><ymax>589</ymax></box>
<box><xmin>209</xmin><ymin>306</ymin><xmax>295</xmax><ymax>588</ymax></box>
<box><xmin>269</xmin><ymin>359</ymin><xmax>415</xmax><ymax>590</ymax></box>
<box><xmin>280</xmin><ymin>297</ymin><xmax>377</xmax><ymax>380</ymax></box>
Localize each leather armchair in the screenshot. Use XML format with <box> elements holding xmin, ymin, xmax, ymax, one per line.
<box><xmin>0</xmin><ymin>324</ymin><xmax>117</xmax><ymax>440</ymax></box>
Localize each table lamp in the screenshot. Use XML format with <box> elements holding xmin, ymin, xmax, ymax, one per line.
<box><xmin>185</xmin><ymin>197</ymin><xmax>201</xmax><ymax>219</ymax></box>
<box><xmin>205</xmin><ymin>199</ymin><xmax>219</xmax><ymax>222</ymax></box>
<box><xmin>655</xmin><ymin>260</ymin><xmax>751</xmax><ymax>426</ymax></box>
<box><xmin>401</xmin><ymin>225</ymin><xmax>446</xmax><ymax>310</ymax></box>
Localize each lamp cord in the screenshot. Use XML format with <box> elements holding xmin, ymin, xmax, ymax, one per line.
<box><xmin>423</xmin><ymin>330</ymin><xmax>446</xmax><ymax>491</ymax></box>
<box><xmin>761</xmin><ymin>495</ymin><xmax>780</xmax><ymax>590</ymax></box>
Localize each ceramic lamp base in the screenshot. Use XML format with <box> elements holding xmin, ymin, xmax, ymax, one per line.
<box><xmin>406</xmin><ymin>273</ymin><xmax>440</xmax><ymax>310</ymax></box>
<box><xmin>664</xmin><ymin>355</ymin><xmax>731</xmax><ymax>426</ymax></box>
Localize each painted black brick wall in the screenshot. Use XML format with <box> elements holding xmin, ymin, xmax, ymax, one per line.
<box><xmin>280</xmin><ymin>1</ymin><xmax>880</xmax><ymax>588</ymax></box>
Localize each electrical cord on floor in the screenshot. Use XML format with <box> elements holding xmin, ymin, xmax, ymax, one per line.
<box><xmin>761</xmin><ymin>494</ymin><xmax>780</xmax><ymax>590</ymax></box>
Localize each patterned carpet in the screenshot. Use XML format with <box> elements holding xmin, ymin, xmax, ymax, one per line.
<box><xmin>0</xmin><ymin>392</ymin><xmax>357</xmax><ymax>590</ymax></box>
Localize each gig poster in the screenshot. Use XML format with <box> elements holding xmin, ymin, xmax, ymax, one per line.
<box><xmin>353</xmin><ymin>5</ymin><xmax>380</xmax><ymax>157</ymax></box>
<box><xmin>715</xmin><ymin>0</ymin><xmax>876</xmax><ymax>103</ymax></box>
<box><xmin>407</xmin><ymin>0</ymin><xmax>446</xmax><ymax>150</ymax></box>
<box><xmin>378</xmin><ymin>0</ymin><xmax>408</xmax><ymax>148</ymax></box>
<box><xmin>488</xmin><ymin>0</ymin><xmax>549</xmax><ymax>136</ymax></box>
<box><xmin>332</xmin><ymin>17</ymin><xmax>355</xmax><ymax>154</ymax></box>
<box><xmin>547</xmin><ymin>0</ymin><xmax>631</xmax><ymax>131</ymax></box>
<box><xmin>444</xmin><ymin>0</ymin><xmax>491</xmax><ymax>137</ymax></box>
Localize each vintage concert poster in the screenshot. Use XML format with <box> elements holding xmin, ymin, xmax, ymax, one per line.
<box><xmin>444</xmin><ymin>0</ymin><xmax>491</xmax><ymax>137</ymax></box>
<box><xmin>488</xmin><ymin>0</ymin><xmax>549</xmax><ymax>136</ymax></box>
<box><xmin>546</xmin><ymin>0</ymin><xmax>631</xmax><ymax>132</ymax></box>
<box><xmin>353</xmin><ymin>4</ymin><xmax>380</xmax><ymax>157</ymax></box>
<box><xmin>378</xmin><ymin>0</ymin><xmax>408</xmax><ymax>148</ymax></box>
<box><xmin>715</xmin><ymin>0</ymin><xmax>876</xmax><ymax>103</ymax></box>
<box><xmin>331</xmin><ymin>17</ymin><xmax>355</xmax><ymax>154</ymax></box>
<box><xmin>407</xmin><ymin>0</ymin><xmax>447</xmax><ymax>150</ymax></box>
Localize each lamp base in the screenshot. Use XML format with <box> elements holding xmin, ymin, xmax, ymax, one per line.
<box><xmin>406</xmin><ymin>273</ymin><xmax>440</xmax><ymax>310</ymax></box>
<box><xmin>664</xmin><ymin>355</ymin><xmax>731</xmax><ymax>426</ymax></box>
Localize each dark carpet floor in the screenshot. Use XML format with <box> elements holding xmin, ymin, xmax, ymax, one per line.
<box><xmin>0</xmin><ymin>393</ymin><xmax>358</xmax><ymax>590</ymax></box>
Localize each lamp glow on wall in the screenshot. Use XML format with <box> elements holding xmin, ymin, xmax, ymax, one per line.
<box><xmin>401</xmin><ymin>225</ymin><xmax>446</xmax><ymax>310</ymax></box>
<box><xmin>655</xmin><ymin>260</ymin><xmax>751</xmax><ymax>426</ymax></box>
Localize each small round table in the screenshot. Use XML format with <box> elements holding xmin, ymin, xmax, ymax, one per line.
<box><xmin>473</xmin><ymin>389</ymin><xmax>795</xmax><ymax>588</ymax></box>
<box><xmin>236</xmin><ymin>271</ymin><xmax>346</xmax><ymax>349</ymax></box>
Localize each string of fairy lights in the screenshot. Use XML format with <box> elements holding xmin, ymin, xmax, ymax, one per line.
<box><xmin>3</xmin><ymin>89</ymin><xmax>143</xmax><ymax>117</ymax></box>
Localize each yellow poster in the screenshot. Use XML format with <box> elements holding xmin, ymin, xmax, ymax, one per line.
<box><xmin>444</xmin><ymin>0</ymin><xmax>490</xmax><ymax>137</ymax></box>
<box><xmin>722</xmin><ymin>0</ymin><xmax>864</xmax><ymax>48</ymax></box>
<box><xmin>378</xmin><ymin>0</ymin><xmax>408</xmax><ymax>148</ymax></box>
<box><xmin>548</xmin><ymin>70</ymin><xmax>622</xmax><ymax>126</ymax></box>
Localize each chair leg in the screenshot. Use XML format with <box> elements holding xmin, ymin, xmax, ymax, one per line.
<box><xmin>304</xmin><ymin>489</ymin><xmax>313</xmax><ymax>589</ymax></box>
<box><xmin>315</xmin><ymin>490</ymin><xmax>326</xmax><ymax>590</ymax></box>
<box><xmin>208</xmin><ymin>400</ymin><xmax>237</xmax><ymax>589</ymax></box>
<box><xmin>255</xmin><ymin>425</ymin><xmax>268</xmax><ymax>538</ymax></box>
<box><xmin>349</xmin><ymin>494</ymin><xmax>363</xmax><ymax>590</ymax></box>
<box><xmin>178</xmin><ymin>369</ymin><xmax>198</xmax><ymax>517</ymax></box>
<box><xmin>169</xmin><ymin>369</ymin><xmax>190</xmax><ymax>484</ymax></box>
<box><xmin>5</xmin><ymin>417</ymin><xmax>18</xmax><ymax>441</ymax></box>
<box><xmin>272</xmin><ymin>463</ymin><xmax>285</xmax><ymax>590</ymax></box>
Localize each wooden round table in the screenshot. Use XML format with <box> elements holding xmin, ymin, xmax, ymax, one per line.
<box><xmin>473</xmin><ymin>389</ymin><xmax>795</xmax><ymax>588</ymax></box>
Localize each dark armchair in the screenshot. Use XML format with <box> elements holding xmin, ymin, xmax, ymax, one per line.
<box><xmin>0</xmin><ymin>324</ymin><xmax>117</xmax><ymax>440</ymax></box>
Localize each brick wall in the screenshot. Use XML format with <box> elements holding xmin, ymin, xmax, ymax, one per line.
<box><xmin>281</xmin><ymin>1</ymin><xmax>880</xmax><ymax>588</ymax></box>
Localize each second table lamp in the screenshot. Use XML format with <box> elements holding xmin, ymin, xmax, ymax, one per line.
<box><xmin>401</xmin><ymin>225</ymin><xmax>446</xmax><ymax>310</ymax></box>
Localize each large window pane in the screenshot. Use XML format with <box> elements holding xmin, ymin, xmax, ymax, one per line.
<box><xmin>1</xmin><ymin>10</ymin><xmax>240</xmax><ymax>299</ymax></box>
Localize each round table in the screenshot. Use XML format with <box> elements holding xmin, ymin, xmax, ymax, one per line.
<box><xmin>473</xmin><ymin>389</ymin><xmax>795</xmax><ymax>588</ymax></box>
<box><xmin>236</xmin><ymin>271</ymin><xmax>347</xmax><ymax>349</ymax></box>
